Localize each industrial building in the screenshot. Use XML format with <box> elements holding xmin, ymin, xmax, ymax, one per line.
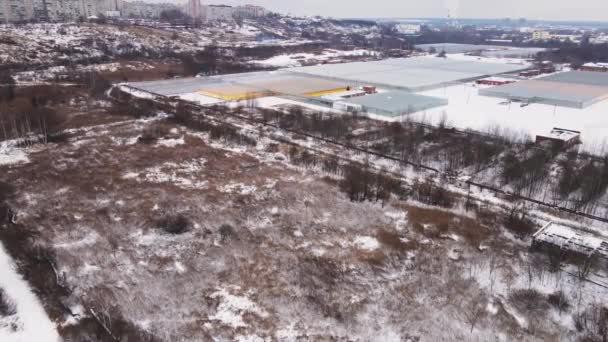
<box><xmin>532</xmin><ymin>222</ymin><xmax>608</xmax><ymax>268</ymax></box>
<box><xmin>128</xmin><ymin>56</ymin><xmax>536</xmax><ymax>122</ymax></box>
<box><xmin>580</xmin><ymin>62</ymin><xmax>608</xmax><ymax>73</ymax></box>
<box><xmin>535</xmin><ymin>128</ymin><xmax>581</xmax><ymax>150</ymax></box>
<box><xmin>333</xmin><ymin>91</ymin><xmax>448</xmax><ymax>118</ymax></box>
<box><xmin>129</xmin><ymin>72</ymin><xmax>351</xmax><ymax>100</ymax></box>
<box><xmin>479</xmin><ymin>71</ymin><xmax>608</xmax><ymax>109</ymax></box>
<box><xmin>288</xmin><ymin>57</ymin><xmax>528</xmax><ymax>92</ymax></box>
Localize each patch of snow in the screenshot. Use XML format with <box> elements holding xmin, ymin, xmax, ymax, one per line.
<box><xmin>236</xmin><ymin>335</ymin><xmax>265</xmax><ymax>342</ymax></box>
<box><xmin>353</xmin><ymin>236</ymin><xmax>380</xmax><ymax>251</ymax></box>
<box><xmin>0</xmin><ymin>141</ymin><xmax>29</xmax><ymax>166</ymax></box>
<box><xmin>219</xmin><ymin>183</ymin><xmax>257</xmax><ymax>195</ymax></box>
<box><xmin>0</xmin><ymin>243</ymin><xmax>60</xmax><ymax>342</ymax></box>
<box><xmin>174</xmin><ymin>261</ymin><xmax>186</xmax><ymax>274</ymax></box>
<box><xmin>55</xmin><ymin>232</ymin><xmax>98</xmax><ymax>249</ymax></box>
<box><xmin>122</xmin><ymin>158</ymin><xmax>208</xmax><ymax>190</ymax></box>
<box><xmin>156</xmin><ymin>136</ymin><xmax>185</xmax><ymax>148</ymax></box>
<box><xmin>80</xmin><ymin>263</ymin><xmax>100</xmax><ymax>275</ymax></box>
<box><xmin>209</xmin><ymin>287</ymin><xmax>268</xmax><ymax>328</ymax></box>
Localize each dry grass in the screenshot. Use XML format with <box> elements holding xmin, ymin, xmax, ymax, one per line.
<box><xmin>404</xmin><ymin>205</ymin><xmax>492</xmax><ymax>247</ymax></box>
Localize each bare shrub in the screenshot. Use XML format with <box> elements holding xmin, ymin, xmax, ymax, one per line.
<box><xmin>504</xmin><ymin>205</ymin><xmax>536</xmax><ymax>239</ymax></box>
<box><xmin>297</xmin><ymin>256</ymin><xmax>355</xmax><ymax>321</ymax></box>
<box><xmin>462</xmin><ymin>290</ymin><xmax>488</xmax><ymax>333</ymax></box>
<box><xmin>0</xmin><ymin>288</ymin><xmax>16</xmax><ymax>317</ymax></box>
<box><xmin>509</xmin><ymin>288</ymin><xmax>549</xmax><ymax>317</ymax></box>
<box><xmin>218</xmin><ymin>224</ymin><xmax>235</xmax><ymax>243</ymax></box>
<box><xmin>156</xmin><ymin>214</ymin><xmax>190</xmax><ymax>235</ymax></box>
<box><xmin>573</xmin><ymin>304</ymin><xmax>608</xmax><ymax>341</ymax></box>
<box><xmin>139</xmin><ymin>123</ymin><xmax>171</xmax><ymax>144</ymax></box>
<box><xmin>376</xmin><ymin>229</ymin><xmax>417</xmax><ymax>252</ymax></box>
<box><xmin>547</xmin><ymin>290</ymin><xmax>570</xmax><ymax>313</ymax></box>
<box><xmin>411</xmin><ymin>177</ymin><xmax>456</xmax><ymax>208</ymax></box>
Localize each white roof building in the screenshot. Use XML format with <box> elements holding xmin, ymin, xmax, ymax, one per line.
<box><xmin>533</xmin><ymin>222</ymin><xmax>608</xmax><ymax>259</ymax></box>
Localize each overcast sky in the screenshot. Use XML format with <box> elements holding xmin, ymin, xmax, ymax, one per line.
<box><xmin>145</xmin><ymin>0</ymin><xmax>608</xmax><ymax>21</ymax></box>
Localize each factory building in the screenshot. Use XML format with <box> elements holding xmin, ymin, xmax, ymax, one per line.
<box><xmin>289</xmin><ymin>57</ymin><xmax>528</xmax><ymax>92</ymax></box>
<box><xmin>479</xmin><ymin>71</ymin><xmax>608</xmax><ymax>109</ymax></box>
<box><xmin>580</xmin><ymin>62</ymin><xmax>608</xmax><ymax>73</ymax></box>
<box><xmin>333</xmin><ymin>91</ymin><xmax>448</xmax><ymax>118</ymax></box>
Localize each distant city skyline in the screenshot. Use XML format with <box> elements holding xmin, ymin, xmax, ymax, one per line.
<box><xmin>134</xmin><ymin>0</ymin><xmax>608</xmax><ymax>22</ymax></box>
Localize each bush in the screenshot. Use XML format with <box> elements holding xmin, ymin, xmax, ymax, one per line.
<box><xmin>157</xmin><ymin>214</ymin><xmax>190</xmax><ymax>235</ymax></box>
<box><xmin>509</xmin><ymin>288</ymin><xmax>549</xmax><ymax>315</ymax></box>
<box><xmin>504</xmin><ymin>207</ymin><xmax>536</xmax><ymax>239</ymax></box>
<box><xmin>219</xmin><ymin>224</ymin><xmax>235</xmax><ymax>243</ymax></box>
<box><xmin>548</xmin><ymin>290</ymin><xmax>570</xmax><ymax>312</ymax></box>
<box><xmin>0</xmin><ymin>288</ymin><xmax>16</xmax><ymax>317</ymax></box>
<box><xmin>573</xmin><ymin>304</ymin><xmax>608</xmax><ymax>339</ymax></box>
<box><xmin>139</xmin><ymin>123</ymin><xmax>171</xmax><ymax>144</ymax></box>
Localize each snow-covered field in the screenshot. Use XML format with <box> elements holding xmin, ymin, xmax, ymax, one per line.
<box><xmin>1</xmin><ymin>105</ymin><xmax>606</xmax><ymax>341</ymax></box>
<box><xmin>411</xmin><ymin>82</ymin><xmax>608</xmax><ymax>153</ymax></box>
<box><xmin>249</xmin><ymin>49</ymin><xmax>378</xmax><ymax>68</ymax></box>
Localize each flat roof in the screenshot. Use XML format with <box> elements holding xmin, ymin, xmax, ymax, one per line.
<box><xmin>538</xmin><ymin>128</ymin><xmax>581</xmax><ymax>141</ymax></box>
<box><xmin>342</xmin><ymin>91</ymin><xmax>448</xmax><ymax>116</ymax></box>
<box><xmin>129</xmin><ymin>71</ymin><xmax>350</xmax><ymax>97</ymax></box>
<box><xmin>288</xmin><ymin>56</ymin><xmax>529</xmax><ymax>91</ymax></box>
<box><xmin>479</xmin><ymin>71</ymin><xmax>608</xmax><ymax>108</ymax></box>
<box><xmin>540</xmin><ymin>71</ymin><xmax>608</xmax><ymax>87</ymax></box>
<box><xmin>533</xmin><ymin>222</ymin><xmax>608</xmax><ymax>258</ymax></box>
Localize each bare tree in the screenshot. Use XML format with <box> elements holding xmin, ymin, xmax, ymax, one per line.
<box><xmin>462</xmin><ymin>292</ymin><xmax>487</xmax><ymax>333</ymax></box>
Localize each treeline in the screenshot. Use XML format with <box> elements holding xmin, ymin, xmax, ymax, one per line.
<box><xmin>537</xmin><ymin>42</ymin><xmax>608</xmax><ymax>67</ymax></box>
<box><xmin>287</xmin><ymin>144</ymin><xmax>406</xmax><ymax>206</ymax></box>
<box><xmin>502</xmin><ymin>148</ymin><xmax>554</xmax><ymax>197</ymax></box>
<box><xmin>373</xmin><ymin>121</ymin><xmax>508</xmax><ymax>173</ymax></box>
<box><xmin>260</xmin><ymin>106</ymin><xmax>509</xmax><ymax>174</ymax></box>
<box><xmin>0</xmin><ymin>71</ymin><xmax>114</xmax><ymax>143</ymax></box>
<box><xmin>288</xmin><ymin>144</ymin><xmax>458</xmax><ymax>209</ymax></box>
<box><xmin>501</xmin><ymin>145</ymin><xmax>608</xmax><ymax>215</ymax></box>
<box><xmin>555</xmin><ymin>155</ymin><xmax>608</xmax><ymax>213</ymax></box>
<box><xmin>171</xmin><ymin>109</ymin><xmax>256</xmax><ymax>147</ymax></box>
<box><xmin>0</xmin><ymin>79</ymin><xmax>65</xmax><ymax>143</ymax></box>
<box><xmin>273</xmin><ymin>107</ymin><xmax>356</xmax><ymax>140</ymax></box>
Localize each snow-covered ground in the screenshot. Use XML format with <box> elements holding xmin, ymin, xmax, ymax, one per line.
<box><xmin>0</xmin><ymin>141</ymin><xmax>30</xmax><ymax>166</ymax></box>
<box><xmin>0</xmin><ymin>244</ymin><xmax>59</xmax><ymax>342</ymax></box>
<box><xmin>249</xmin><ymin>49</ymin><xmax>378</xmax><ymax>68</ymax></box>
<box><xmin>409</xmin><ymin>82</ymin><xmax>608</xmax><ymax>153</ymax></box>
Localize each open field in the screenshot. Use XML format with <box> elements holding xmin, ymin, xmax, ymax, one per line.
<box><xmin>1</xmin><ymin>95</ymin><xmax>608</xmax><ymax>340</ymax></box>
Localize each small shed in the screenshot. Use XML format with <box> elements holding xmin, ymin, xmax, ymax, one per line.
<box><xmin>535</xmin><ymin>128</ymin><xmax>581</xmax><ymax>150</ymax></box>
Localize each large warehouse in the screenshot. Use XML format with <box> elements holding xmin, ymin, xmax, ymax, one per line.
<box><xmin>333</xmin><ymin>91</ymin><xmax>448</xmax><ymax>118</ymax></box>
<box><xmin>479</xmin><ymin>71</ymin><xmax>608</xmax><ymax>109</ymax></box>
<box><xmin>128</xmin><ymin>71</ymin><xmax>351</xmax><ymax>99</ymax></box>
<box><xmin>287</xmin><ymin>56</ymin><xmax>529</xmax><ymax>92</ymax></box>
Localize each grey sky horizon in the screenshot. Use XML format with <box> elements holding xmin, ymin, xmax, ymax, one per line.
<box><xmin>138</xmin><ymin>0</ymin><xmax>608</xmax><ymax>21</ymax></box>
